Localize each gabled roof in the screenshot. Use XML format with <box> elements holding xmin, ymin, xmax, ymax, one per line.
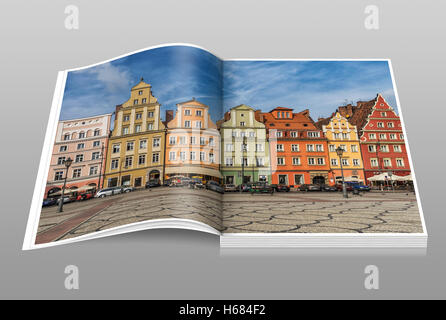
<box><xmin>131</xmin><ymin>77</ymin><xmax>152</xmax><ymax>90</ymax></box>
<box><xmin>177</xmin><ymin>97</ymin><xmax>209</xmax><ymax>107</ymax></box>
<box><xmin>348</xmin><ymin>96</ymin><xmax>378</xmax><ymax>131</ymax></box>
<box><xmin>261</xmin><ymin>109</ymin><xmax>319</xmax><ymax>130</ymax></box>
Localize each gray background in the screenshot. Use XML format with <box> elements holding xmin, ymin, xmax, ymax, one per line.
<box><xmin>0</xmin><ymin>0</ymin><xmax>444</xmax><ymax>299</ymax></box>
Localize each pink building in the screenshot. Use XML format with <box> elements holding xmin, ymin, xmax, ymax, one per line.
<box><xmin>45</xmin><ymin>113</ymin><xmax>112</xmax><ymax>198</ymax></box>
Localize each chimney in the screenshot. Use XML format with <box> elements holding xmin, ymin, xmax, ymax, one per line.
<box><xmin>165</xmin><ymin>110</ymin><xmax>174</xmax><ymax>124</ymax></box>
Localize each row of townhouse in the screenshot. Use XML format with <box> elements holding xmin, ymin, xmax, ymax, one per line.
<box><xmin>44</xmin><ymin>79</ymin><xmax>411</xmax><ymax>197</ymax></box>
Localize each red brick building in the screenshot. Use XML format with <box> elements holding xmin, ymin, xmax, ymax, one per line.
<box><xmin>346</xmin><ymin>94</ymin><xmax>411</xmax><ymax>184</ymax></box>
<box><xmin>259</xmin><ymin>107</ymin><xmax>331</xmax><ymax>187</ymax></box>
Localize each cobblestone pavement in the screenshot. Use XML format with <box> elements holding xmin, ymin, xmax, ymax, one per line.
<box><xmin>36</xmin><ymin>187</ymin><xmax>423</xmax><ymax>244</ymax></box>
<box><xmin>222</xmin><ymin>192</ymin><xmax>423</xmax><ymax>233</ymax></box>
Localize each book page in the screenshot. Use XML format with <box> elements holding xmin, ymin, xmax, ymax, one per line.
<box><xmin>23</xmin><ymin>44</ymin><xmax>225</xmax><ymax>249</ymax></box>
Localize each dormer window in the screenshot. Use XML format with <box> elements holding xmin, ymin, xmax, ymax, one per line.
<box><xmin>138</xmin><ymin>90</ymin><xmax>143</xmax><ymax>95</ymax></box>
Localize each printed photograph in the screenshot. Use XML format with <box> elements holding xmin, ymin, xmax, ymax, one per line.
<box><xmin>29</xmin><ymin>45</ymin><xmax>425</xmax><ymax>247</ymax></box>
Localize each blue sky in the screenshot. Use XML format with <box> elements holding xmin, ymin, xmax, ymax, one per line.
<box><xmin>60</xmin><ymin>45</ymin><xmax>396</xmax><ymax>124</ymax></box>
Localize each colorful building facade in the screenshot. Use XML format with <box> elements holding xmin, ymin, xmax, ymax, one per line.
<box><xmin>104</xmin><ymin>78</ymin><xmax>166</xmax><ymax>188</ymax></box>
<box><xmin>45</xmin><ymin>113</ymin><xmax>112</xmax><ymax>198</ymax></box>
<box><xmin>318</xmin><ymin>112</ymin><xmax>365</xmax><ymax>184</ymax></box>
<box><xmin>261</xmin><ymin>107</ymin><xmax>330</xmax><ymax>186</ymax></box>
<box><xmin>348</xmin><ymin>94</ymin><xmax>411</xmax><ymax>183</ymax></box>
<box><xmin>164</xmin><ymin>99</ymin><xmax>221</xmax><ymax>181</ymax></box>
<box><xmin>219</xmin><ymin>104</ymin><xmax>271</xmax><ymax>185</ymax></box>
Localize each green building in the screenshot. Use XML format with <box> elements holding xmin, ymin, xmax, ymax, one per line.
<box><xmin>219</xmin><ymin>104</ymin><xmax>271</xmax><ymax>185</ymax></box>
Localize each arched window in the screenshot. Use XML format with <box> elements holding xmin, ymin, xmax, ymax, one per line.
<box><xmin>94</xmin><ymin>129</ymin><xmax>101</xmax><ymax>136</ymax></box>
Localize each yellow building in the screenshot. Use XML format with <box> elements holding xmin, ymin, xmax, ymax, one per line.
<box><xmin>319</xmin><ymin>112</ymin><xmax>365</xmax><ymax>184</ymax></box>
<box><xmin>104</xmin><ymin>78</ymin><xmax>165</xmax><ymax>188</ymax></box>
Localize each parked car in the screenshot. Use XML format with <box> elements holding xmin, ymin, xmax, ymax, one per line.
<box><xmin>206</xmin><ymin>181</ymin><xmax>224</xmax><ymax>194</ymax></box>
<box><xmin>145</xmin><ymin>179</ymin><xmax>161</xmax><ymax>189</ymax></box>
<box><xmin>321</xmin><ymin>184</ymin><xmax>337</xmax><ymax>192</ymax></box>
<box><xmin>336</xmin><ymin>182</ymin><xmax>370</xmax><ymax>192</ymax></box>
<box><xmin>95</xmin><ymin>186</ymin><xmax>123</xmax><ymax>198</ymax></box>
<box><xmin>224</xmin><ymin>184</ymin><xmax>238</xmax><ymax>192</ymax></box>
<box><xmin>238</xmin><ymin>183</ymin><xmax>252</xmax><ymax>192</ymax></box>
<box><xmin>170</xmin><ymin>176</ymin><xmax>192</xmax><ymax>187</ymax></box>
<box><xmin>76</xmin><ymin>193</ymin><xmax>94</xmax><ymax>201</ymax></box>
<box><xmin>42</xmin><ymin>198</ymin><xmax>57</xmax><ymax>207</ymax></box>
<box><xmin>298</xmin><ymin>184</ymin><xmax>322</xmax><ymax>192</ymax></box>
<box><xmin>56</xmin><ymin>196</ymin><xmax>74</xmax><ymax>204</ymax></box>
<box><xmin>249</xmin><ymin>182</ymin><xmax>274</xmax><ymax>194</ymax></box>
<box><xmin>122</xmin><ymin>186</ymin><xmax>135</xmax><ymax>193</ymax></box>
<box><xmin>271</xmin><ymin>184</ymin><xmax>290</xmax><ymax>192</ymax></box>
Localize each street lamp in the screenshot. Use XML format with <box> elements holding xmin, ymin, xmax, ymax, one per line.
<box><xmin>336</xmin><ymin>146</ymin><xmax>348</xmax><ymax>198</ymax></box>
<box><xmin>388</xmin><ymin>171</ymin><xmax>395</xmax><ymax>192</ymax></box>
<box><xmin>58</xmin><ymin>157</ymin><xmax>73</xmax><ymax>213</ymax></box>
<box><xmin>240</xmin><ymin>136</ymin><xmax>247</xmax><ymax>193</ymax></box>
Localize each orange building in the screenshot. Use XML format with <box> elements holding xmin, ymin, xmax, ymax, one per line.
<box><xmin>261</xmin><ymin>107</ymin><xmax>331</xmax><ymax>187</ymax></box>
<box><xmin>164</xmin><ymin>99</ymin><xmax>221</xmax><ymax>182</ymax></box>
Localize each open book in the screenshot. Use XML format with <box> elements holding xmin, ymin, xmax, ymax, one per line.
<box><xmin>23</xmin><ymin>44</ymin><xmax>427</xmax><ymax>250</ymax></box>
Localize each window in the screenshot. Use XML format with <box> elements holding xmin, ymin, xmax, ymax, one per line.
<box><xmin>209</xmin><ymin>153</ymin><xmax>215</xmax><ymax>163</ymax></box>
<box><xmin>292</xmin><ymin>157</ymin><xmax>301</xmax><ymax>165</ymax></box>
<box><xmin>195</xmin><ymin>121</ymin><xmax>202</xmax><ymax>128</ymax></box>
<box><xmin>138</xmin><ymin>155</ymin><xmax>146</xmax><ymax>165</ymax></box>
<box><xmin>77</xmin><ymin>143</ymin><xmax>84</xmax><ymax>150</ymax></box>
<box><xmin>225</xmin><ymin>157</ymin><xmax>233</xmax><ymax>166</ymax></box>
<box><xmin>256</xmin><ymin>157</ymin><xmax>264</xmax><ymax>166</ymax></box>
<box><xmin>334</xmin><ymin>133</ymin><xmax>341</xmax><ymax>139</ymax></box>
<box><xmin>317</xmin><ymin>158</ymin><xmax>325</xmax><ymax>165</ymax></box>
<box><xmin>388</xmin><ymin>122</ymin><xmax>394</xmax><ymax>128</ymax></box>
<box><xmin>379</xmin><ymin>133</ymin><xmax>387</xmax><ymax>140</ymax></box>
<box><xmin>369</xmin><ymin>133</ymin><xmax>376</xmax><ymax>139</ymax></box>
<box><xmin>381</xmin><ymin>112</ymin><xmax>387</xmax><ymax>117</ymax></box>
<box><xmin>93</xmin><ymin>141</ymin><xmax>100</xmax><ymax>147</ymax></box>
<box><xmin>184</xmin><ymin>109</ymin><xmax>191</xmax><ymax>116</ymax></box>
<box><xmin>133</xmin><ymin>99</ymin><xmax>138</xmax><ymax>105</ymax></box>
<box><xmin>400</xmin><ymin>133</ymin><xmax>404</xmax><ymax>139</ymax></box>
<box><xmin>390</xmin><ymin>133</ymin><xmax>396</xmax><ymax>140</ymax></box>
<box><xmin>331</xmin><ymin>158</ymin><xmax>338</xmax><ymax>166</ymax></box>
<box><xmin>184</xmin><ymin>121</ymin><xmax>191</xmax><ymax>128</ymax></box>
<box><xmin>353</xmin><ymin>159</ymin><xmax>360</xmax><ymax>166</ymax></box>
<box><xmin>380</xmin><ymin>145</ymin><xmax>389</xmax><ymax>152</ymax></box>
<box><xmin>138</xmin><ymin>90</ymin><xmax>143</xmax><ymax>95</ymax></box>
<box><xmin>54</xmin><ymin>171</ymin><xmax>63</xmax><ymax>181</ymax></box>
<box><xmin>122</xmin><ymin>127</ymin><xmax>129</xmax><ymax>135</ymax></box>
<box><xmin>240</xmin><ymin>121</ymin><xmax>246</xmax><ymax>127</ymax></box>
<box><xmin>290</xmin><ymin>131</ymin><xmax>298</xmax><ymax>138</ymax></box>
<box><xmin>125</xmin><ymin>156</ymin><xmax>133</xmax><ymax>167</ymax></box>
<box><xmin>64</xmin><ymin>134</ymin><xmax>70</xmax><ymax>141</ymax></box>
<box><xmin>393</xmin><ymin>145</ymin><xmax>402</xmax><ymax>152</ymax></box>
<box><xmin>190</xmin><ymin>136</ymin><xmax>196</xmax><ymax>145</ymax></box>
<box><xmin>308</xmin><ymin>131</ymin><xmax>320</xmax><ymax>138</ymax></box>
<box><xmin>72</xmin><ymin>168</ymin><xmax>81</xmax><ymax>178</ymax></box>
<box><xmin>340</xmin><ymin>144</ymin><xmax>347</xmax><ymax>151</ymax></box>
<box><xmin>351</xmin><ymin>145</ymin><xmax>358</xmax><ymax>152</ymax></box>
<box><xmin>306</xmin><ymin>144</ymin><xmax>314</xmax><ymax>152</ymax></box>
<box><xmin>316</xmin><ymin>144</ymin><xmax>324</xmax><ymax>152</ymax></box>
<box><xmin>377</xmin><ymin>122</ymin><xmax>384</xmax><ymax>128</ymax></box>
<box><xmin>396</xmin><ymin>159</ymin><xmax>404</xmax><ymax>167</ymax></box>
<box><xmin>75</xmin><ymin>154</ymin><xmax>83</xmax><ymax>162</ymax></box>
<box><xmin>59</xmin><ymin>145</ymin><xmax>67</xmax><ymax>152</ymax></box>
<box><xmin>89</xmin><ymin>166</ymin><xmax>98</xmax><ymax>176</ymax></box>
<box><xmin>148</xmin><ymin>111</ymin><xmax>154</xmax><ymax>118</ymax></box>
<box><xmin>139</xmin><ymin>140</ymin><xmax>147</xmax><ymax>149</ymax></box>
<box><xmin>277</xmin><ymin>144</ymin><xmax>284</xmax><ymax>152</ymax></box>
<box><xmin>277</xmin><ymin>157</ymin><xmax>285</xmax><ymax>165</ymax></box>
<box><xmin>241</xmin><ymin>143</ymin><xmax>248</xmax><ymax>152</ymax></box>
<box><xmin>169</xmin><ymin>136</ymin><xmax>176</xmax><ymax>145</ymax></box>
<box><xmin>126</xmin><ymin>142</ymin><xmax>134</xmax><ymax>151</ymax></box>
<box><xmin>123</xmin><ymin>115</ymin><xmax>130</xmax><ymax>122</ymax></box>
<box><xmin>190</xmin><ymin>152</ymin><xmax>196</xmax><ymax>161</ymax></box>
<box><xmin>225</xmin><ymin>144</ymin><xmax>233</xmax><ymax>152</ymax></box>
<box><xmin>153</xmin><ymin>138</ymin><xmax>160</xmax><ymax>148</ymax></box>
<box><xmin>276</xmin><ymin>131</ymin><xmax>283</xmax><ymax>137</ymax></box>
<box><xmin>111</xmin><ymin>159</ymin><xmax>119</xmax><ymax>169</ymax></box>
<box><xmin>169</xmin><ymin>152</ymin><xmax>176</xmax><ymax>161</ymax></box>
<box><xmin>368</xmin><ymin>145</ymin><xmax>376</xmax><ymax>152</ymax></box>
<box><xmin>341</xmin><ymin>158</ymin><xmax>349</xmax><ymax>166</ymax></box>
<box><xmin>152</xmin><ymin>153</ymin><xmax>160</xmax><ymax>163</ymax></box>
<box><xmin>141</xmin><ymin>98</ymin><xmax>147</xmax><ymax>104</ymax></box>
<box><xmin>92</xmin><ymin>152</ymin><xmax>100</xmax><ymax>160</ymax></box>
<box><xmin>383</xmin><ymin>158</ymin><xmax>392</xmax><ymax>167</ymax></box>
<box><xmin>180</xmin><ymin>152</ymin><xmax>186</xmax><ymax>161</ymax></box>
<box><xmin>147</xmin><ymin>123</ymin><xmax>154</xmax><ymax>130</ymax></box>
<box><xmin>196</xmin><ymin>110</ymin><xmax>202</xmax><ymax>116</ymax></box>
<box><xmin>179</xmin><ymin>136</ymin><xmax>186</xmax><ymax>145</ymax></box>
<box><xmin>291</xmin><ymin>144</ymin><xmax>299</xmax><ymax>152</ymax></box>
<box><xmin>112</xmin><ymin>144</ymin><xmax>120</xmax><ymax>153</ymax></box>
<box><xmin>200</xmin><ymin>152</ymin><xmax>206</xmax><ymax>161</ymax></box>
<box><xmin>255</xmin><ymin>144</ymin><xmax>264</xmax><ymax>152</ymax></box>
<box><xmin>200</xmin><ymin>137</ymin><xmax>206</xmax><ymax>145</ymax></box>
<box><xmin>329</xmin><ymin>144</ymin><xmax>336</xmax><ymax>152</ymax></box>
<box><xmin>135</xmin><ymin>125</ymin><xmax>141</xmax><ymax>133</ymax></box>
<box><xmin>249</xmin><ymin>131</ymin><xmax>255</xmax><ymax>138</ymax></box>
<box><xmin>135</xmin><ymin>113</ymin><xmax>142</xmax><ymax>120</ymax></box>
<box><xmin>79</xmin><ymin>132</ymin><xmax>85</xmax><ymax>139</ymax></box>
<box><xmin>209</xmin><ymin>137</ymin><xmax>214</xmax><ymax>146</ymax></box>
<box><xmin>294</xmin><ymin>174</ymin><xmax>304</xmax><ymax>185</ymax></box>
<box><xmin>370</xmin><ymin>158</ymin><xmax>378</xmax><ymax>167</ymax></box>
<box><xmin>57</xmin><ymin>157</ymin><xmax>66</xmax><ymax>165</ymax></box>
<box><xmin>342</xmin><ymin>133</ymin><xmax>349</xmax><ymax>139</ymax></box>
<box><xmin>308</xmin><ymin>158</ymin><xmax>315</xmax><ymax>165</ymax></box>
